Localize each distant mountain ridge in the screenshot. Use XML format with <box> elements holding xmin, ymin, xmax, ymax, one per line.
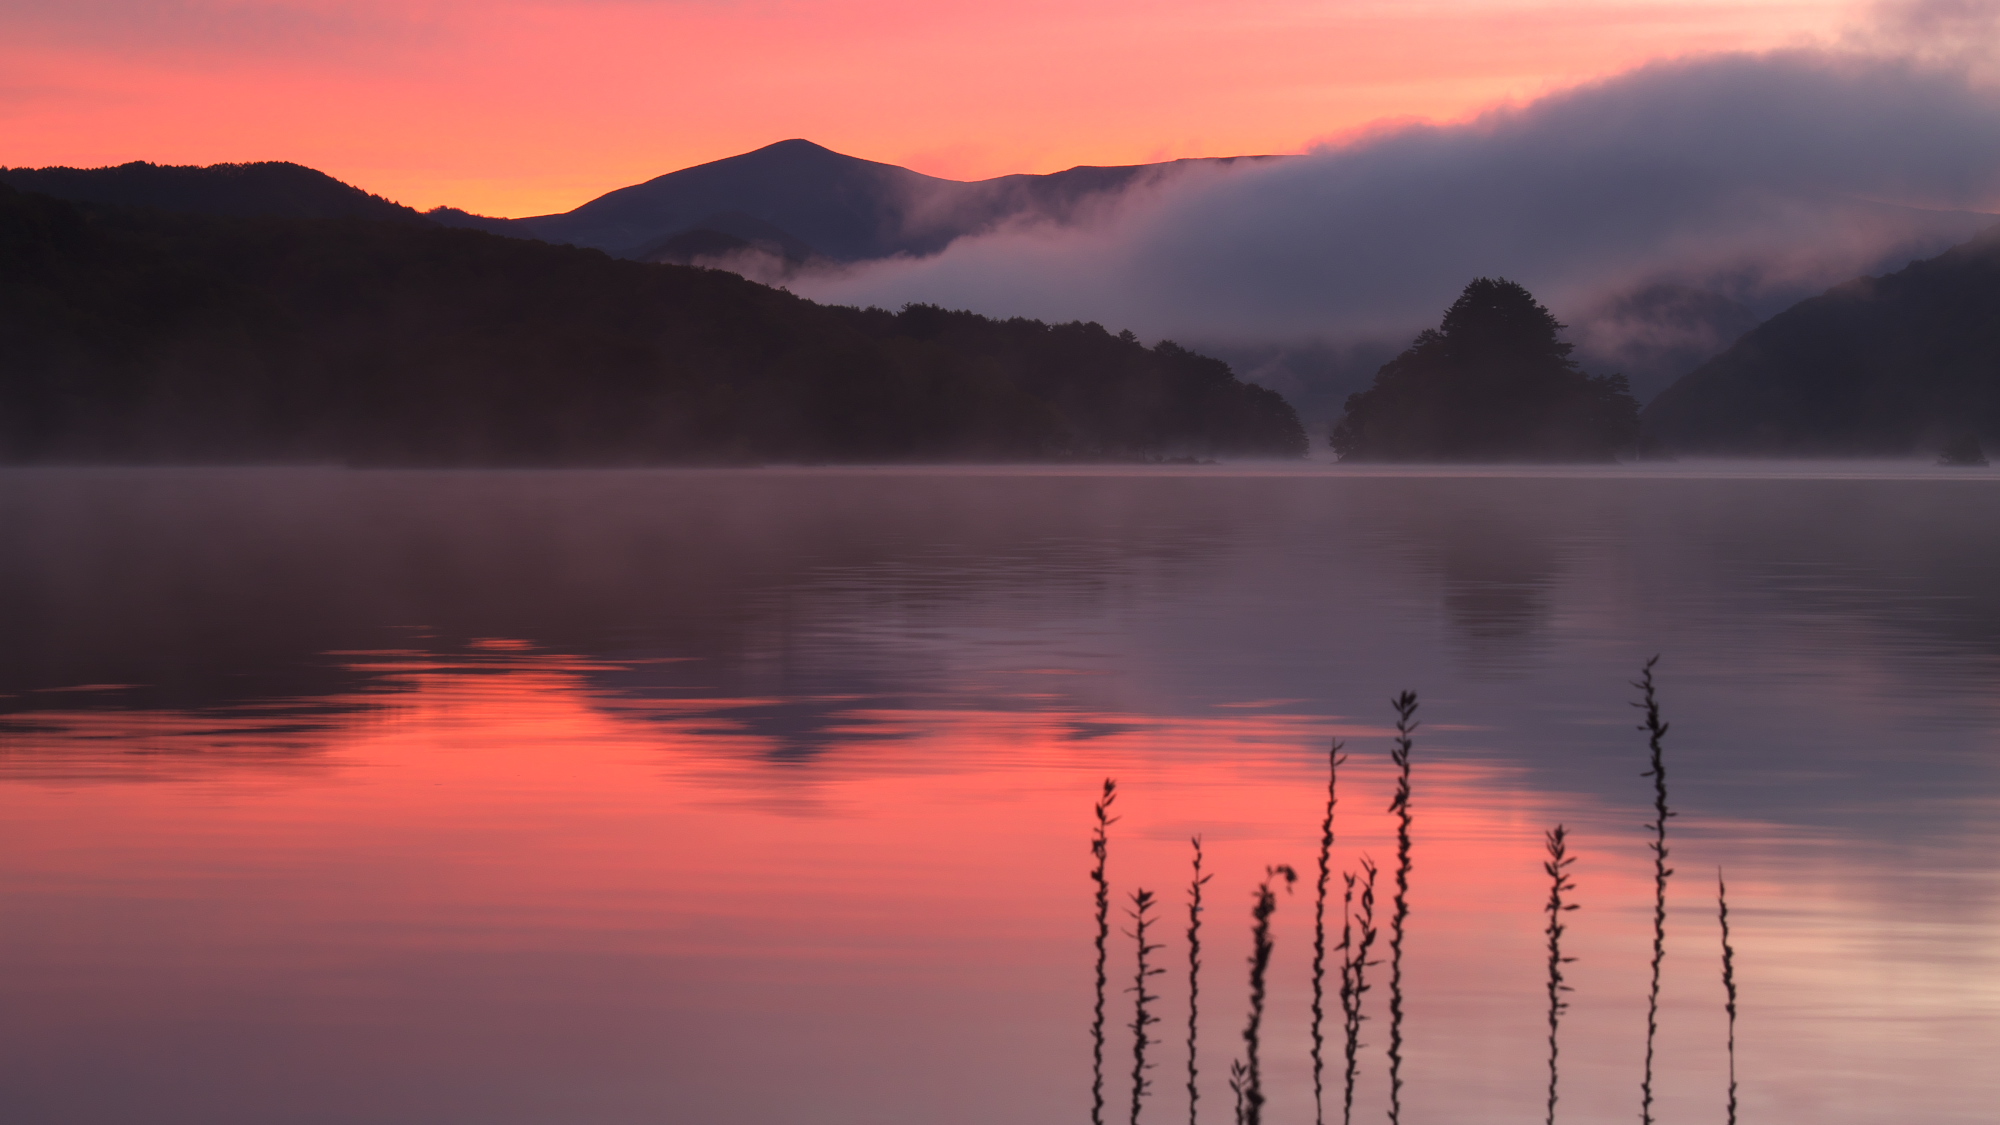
<box><xmin>28</xmin><ymin>144</ymin><xmax>1998</xmax><ymax>460</ymax></box>
<box><xmin>3</xmin><ymin>141</ymin><xmax>1275</xmax><ymax>268</ymax></box>
<box><xmin>434</xmin><ymin>139</ymin><xmax>1278</xmax><ymax>263</ymax></box>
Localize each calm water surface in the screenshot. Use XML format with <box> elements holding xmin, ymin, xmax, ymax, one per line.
<box><xmin>2</xmin><ymin>464</ymin><xmax>1997</xmax><ymax>1125</ymax></box>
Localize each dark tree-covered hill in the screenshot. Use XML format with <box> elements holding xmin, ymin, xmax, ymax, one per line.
<box><xmin>0</xmin><ymin>185</ymin><xmax>1304</xmax><ymax>465</ymax></box>
<box><xmin>1642</xmin><ymin>224</ymin><xmax>2000</xmax><ymax>455</ymax></box>
<box><xmin>0</xmin><ymin>161</ymin><xmax>429</xmax><ymax>224</ymax></box>
<box><xmin>1331</xmin><ymin>278</ymin><xmax>1640</xmax><ymax>461</ymax></box>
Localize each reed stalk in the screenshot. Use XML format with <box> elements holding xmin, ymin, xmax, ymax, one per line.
<box><xmin>1129</xmin><ymin>888</ymin><xmax>1166</xmax><ymax>1125</ymax></box>
<box><xmin>1312</xmin><ymin>738</ymin><xmax>1346</xmax><ymax>1125</ymax></box>
<box><xmin>1338</xmin><ymin>857</ymin><xmax>1379</xmax><ymax>1125</ymax></box>
<box><xmin>1634</xmin><ymin>660</ymin><xmax>1673</xmax><ymax>1125</ymax></box>
<box><xmin>1092</xmin><ymin>778</ymin><xmax>1119</xmax><ymax>1125</ymax></box>
<box><xmin>1239</xmin><ymin>864</ymin><xmax>1297</xmax><ymax>1125</ymax></box>
<box><xmin>1386</xmin><ymin>691</ymin><xmax>1418</xmax><ymax>1125</ymax></box>
<box><xmin>1719</xmin><ymin>869</ymin><xmax>1738</xmax><ymax>1125</ymax></box>
<box><xmin>1188</xmin><ymin>837</ymin><xmax>1213</xmax><ymax>1125</ymax></box>
<box><xmin>1542</xmin><ymin>825</ymin><xmax>1578</xmax><ymax>1125</ymax></box>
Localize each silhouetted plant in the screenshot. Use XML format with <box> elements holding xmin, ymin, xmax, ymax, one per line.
<box><xmin>1239</xmin><ymin>864</ymin><xmax>1298</xmax><ymax>1125</ymax></box>
<box><xmin>1188</xmin><ymin>837</ymin><xmax>1213</xmax><ymax>1125</ymax></box>
<box><xmin>1129</xmin><ymin>888</ymin><xmax>1166</xmax><ymax>1125</ymax></box>
<box><xmin>1543</xmin><ymin>826</ymin><xmax>1578</xmax><ymax>1125</ymax></box>
<box><xmin>1338</xmin><ymin>858</ymin><xmax>1380</xmax><ymax>1125</ymax></box>
<box><xmin>1070</xmin><ymin>672</ymin><xmax>1726</xmax><ymax>1125</ymax></box>
<box><xmin>1092</xmin><ymin>778</ymin><xmax>1119</xmax><ymax>1125</ymax></box>
<box><xmin>1634</xmin><ymin>660</ymin><xmax>1673</xmax><ymax>1125</ymax></box>
<box><xmin>1386</xmin><ymin>691</ymin><xmax>1419</xmax><ymax>1125</ymax></box>
<box><xmin>1719</xmin><ymin>869</ymin><xmax>1738</xmax><ymax>1125</ymax></box>
<box><xmin>1312</xmin><ymin>738</ymin><xmax>1346</xmax><ymax>1125</ymax></box>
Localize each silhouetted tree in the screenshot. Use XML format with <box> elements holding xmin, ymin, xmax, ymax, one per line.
<box><xmin>1331</xmin><ymin>278</ymin><xmax>1639</xmax><ymax>461</ymax></box>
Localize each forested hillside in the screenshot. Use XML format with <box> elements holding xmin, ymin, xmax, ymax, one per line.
<box><xmin>0</xmin><ymin>161</ymin><xmax>427</xmax><ymax>224</ymax></box>
<box><xmin>1643</xmin><ymin>224</ymin><xmax>2000</xmax><ymax>455</ymax></box>
<box><xmin>0</xmin><ymin>185</ymin><xmax>1304</xmax><ymax>464</ymax></box>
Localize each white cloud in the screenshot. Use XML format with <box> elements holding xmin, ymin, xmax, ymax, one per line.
<box><xmin>795</xmin><ymin>46</ymin><xmax>2000</xmax><ymax>362</ymax></box>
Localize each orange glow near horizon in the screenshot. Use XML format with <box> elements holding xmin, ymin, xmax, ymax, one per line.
<box><xmin>0</xmin><ymin>0</ymin><xmax>1860</xmax><ymax>216</ymax></box>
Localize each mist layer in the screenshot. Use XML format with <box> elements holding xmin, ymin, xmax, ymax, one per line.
<box><xmin>798</xmin><ymin>45</ymin><xmax>2000</xmax><ymax>387</ymax></box>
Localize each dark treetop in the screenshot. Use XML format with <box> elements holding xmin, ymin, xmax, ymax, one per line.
<box><xmin>1331</xmin><ymin>278</ymin><xmax>1640</xmax><ymax>462</ymax></box>
<box><xmin>0</xmin><ymin>185</ymin><xmax>1305</xmax><ymax>465</ymax></box>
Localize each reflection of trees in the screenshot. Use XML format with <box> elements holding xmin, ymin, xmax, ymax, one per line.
<box><xmin>0</xmin><ymin>470</ymin><xmax>1251</xmax><ymax>766</ymax></box>
<box><xmin>1437</xmin><ymin>521</ymin><xmax>1563</xmax><ymax>643</ymax></box>
<box><xmin>14</xmin><ymin>468</ymin><xmax>2000</xmax><ymax>804</ymax></box>
<box><xmin>1350</xmin><ymin>480</ymin><xmax>1595</xmax><ymax>674</ymax></box>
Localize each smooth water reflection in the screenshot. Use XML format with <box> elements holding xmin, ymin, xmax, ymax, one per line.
<box><xmin>1</xmin><ymin>465</ymin><xmax>1998</xmax><ymax>1124</ymax></box>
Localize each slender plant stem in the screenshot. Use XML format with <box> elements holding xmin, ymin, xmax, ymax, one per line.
<box><xmin>1239</xmin><ymin>864</ymin><xmax>1297</xmax><ymax>1125</ymax></box>
<box><xmin>1386</xmin><ymin>691</ymin><xmax>1418</xmax><ymax>1125</ymax></box>
<box><xmin>1339</xmin><ymin>857</ymin><xmax>1378</xmax><ymax>1125</ymax></box>
<box><xmin>1092</xmin><ymin>779</ymin><xmax>1119</xmax><ymax>1125</ymax></box>
<box><xmin>1187</xmin><ymin>837</ymin><xmax>1213</xmax><ymax>1125</ymax></box>
<box><xmin>1312</xmin><ymin>738</ymin><xmax>1346</xmax><ymax>1125</ymax></box>
<box><xmin>1130</xmin><ymin>888</ymin><xmax>1166</xmax><ymax>1125</ymax></box>
<box><xmin>1634</xmin><ymin>659</ymin><xmax>1673</xmax><ymax>1125</ymax></box>
<box><xmin>1543</xmin><ymin>826</ymin><xmax>1578</xmax><ymax>1125</ymax></box>
<box><xmin>1719</xmin><ymin>869</ymin><xmax>1738</xmax><ymax>1125</ymax></box>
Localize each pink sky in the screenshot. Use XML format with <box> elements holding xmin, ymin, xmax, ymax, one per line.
<box><xmin>2</xmin><ymin>0</ymin><xmax>1855</xmax><ymax>216</ymax></box>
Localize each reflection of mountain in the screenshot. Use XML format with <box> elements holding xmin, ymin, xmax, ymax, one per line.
<box><xmin>7</xmin><ymin>468</ymin><xmax>2000</xmax><ymax>846</ymax></box>
<box><xmin>0</xmin><ymin>471</ymin><xmax>1261</xmax><ymax>761</ymax></box>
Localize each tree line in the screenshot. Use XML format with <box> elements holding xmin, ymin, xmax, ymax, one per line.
<box><xmin>0</xmin><ymin>185</ymin><xmax>1306</xmax><ymax>465</ymax></box>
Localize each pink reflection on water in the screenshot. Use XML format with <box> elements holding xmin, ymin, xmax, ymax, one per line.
<box><xmin>0</xmin><ymin>647</ymin><xmax>1995</xmax><ymax>1124</ymax></box>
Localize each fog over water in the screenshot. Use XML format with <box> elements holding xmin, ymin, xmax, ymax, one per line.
<box><xmin>1</xmin><ymin>465</ymin><xmax>1997</xmax><ymax>1125</ymax></box>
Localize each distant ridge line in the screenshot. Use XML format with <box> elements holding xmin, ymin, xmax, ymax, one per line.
<box><xmin>3</xmin><ymin>140</ymin><xmax>1285</xmax><ymax>267</ymax></box>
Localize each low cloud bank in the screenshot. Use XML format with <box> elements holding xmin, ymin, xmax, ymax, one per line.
<box><xmin>795</xmin><ymin>40</ymin><xmax>2000</xmax><ymax>413</ymax></box>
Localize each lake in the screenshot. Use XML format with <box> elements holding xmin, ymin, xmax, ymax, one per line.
<box><xmin>2</xmin><ymin>464</ymin><xmax>1997</xmax><ymax>1125</ymax></box>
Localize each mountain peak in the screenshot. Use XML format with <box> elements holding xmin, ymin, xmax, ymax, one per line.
<box><xmin>754</xmin><ymin>139</ymin><xmax>838</xmax><ymax>155</ymax></box>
